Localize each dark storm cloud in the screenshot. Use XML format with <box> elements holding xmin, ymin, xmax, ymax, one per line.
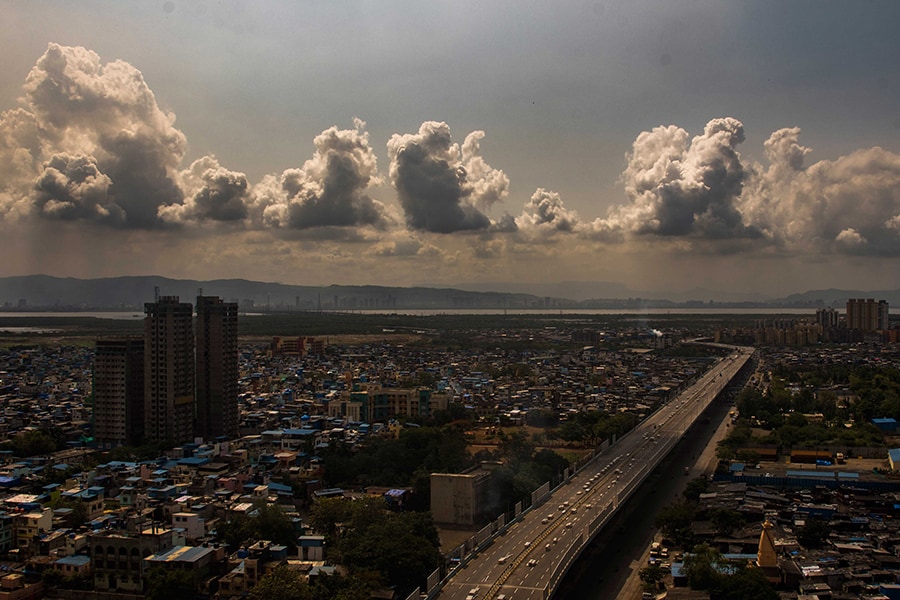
<box><xmin>387</xmin><ymin>122</ymin><xmax>508</xmax><ymax>233</ymax></box>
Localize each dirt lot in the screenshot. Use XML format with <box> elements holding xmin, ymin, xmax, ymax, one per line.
<box><xmin>751</xmin><ymin>455</ymin><xmax>894</xmax><ymax>480</ymax></box>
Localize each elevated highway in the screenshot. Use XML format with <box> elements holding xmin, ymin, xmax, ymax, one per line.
<box><xmin>436</xmin><ymin>346</ymin><xmax>754</xmax><ymax>600</ymax></box>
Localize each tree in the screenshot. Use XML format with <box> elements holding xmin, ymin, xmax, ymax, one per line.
<box><xmin>711</xmin><ymin>563</ymin><xmax>779</xmax><ymax>600</ymax></box>
<box><xmin>683</xmin><ymin>544</ymin><xmax>724</xmax><ymax>591</ymax></box>
<box><xmin>639</xmin><ymin>564</ymin><xmax>665</xmax><ymax>590</ymax></box>
<box><xmin>683</xmin><ymin>477</ymin><xmax>710</xmax><ymax>502</ymax></box>
<box><xmin>709</xmin><ymin>508</ymin><xmax>744</xmax><ymax>537</ymax></box>
<box><xmin>7</xmin><ymin>429</ymin><xmax>56</xmax><ymax>457</ymax></box>
<box><xmin>250</xmin><ymin>566</ymin><xmax>312</xmax><ymax>600</ymax></box>
<box><xmin>145</xmin><ymin>568</ymin><xmax>195</xmax><ymax>600</ymax></box>
<box><xmin>655</xmin><ymin>499</ymin><xmax>696</xmax><ymax>549</ymax></box>
<box><xmin>251</xmin><ymin>501</ymin><xmax>298</xmax><ymax>548</ymax></box>
<box><xmin>216</xmin><ymin>501</ymin><xmax>297</xmax><ymax>550</ymax></box>
<box><xmin>797</xmin><ymin>518</ymin><xmax>830</xmax><ymax>549</ymax></box>
<box><xmin>311</xmin><ymin>497</ymin><xmax>441</xmax><ymax>597</ymax></box>
<box><xmin>734</xmin><ymin>449</ymin><xmax>760</xmax><ymax>466</ymax></box>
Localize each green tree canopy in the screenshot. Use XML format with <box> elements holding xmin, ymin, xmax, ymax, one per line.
<box><xmin>145</xmin><ymin>568</ymin><xmax>195</xmax><ymax>600</ymax></box>
<box><xmin>249</xmin><ymin>566</ymin><xmax>312</xmax><ymax>600</ymax></box>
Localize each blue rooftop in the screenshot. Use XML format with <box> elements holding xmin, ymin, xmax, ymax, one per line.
<box><xmin>55</xmin><ymin>555</ymin><xmax>90</xmax><ymax>567</ymax></box>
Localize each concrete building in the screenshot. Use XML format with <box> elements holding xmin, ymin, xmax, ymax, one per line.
<box><xmin>195</xmin><ymin>296</ymin><xmax>239</xmax><ymax>441</ymax></box>
<box><xmin>145</xmin><ymin>296</ymin><xmax>195</xmax><ymax>445</ymax></box>
<box><xmin>13</xmin><ymin>508</ymin><xmax>51</xmax><ymax>551</ymax></box>
<box><xmin>846</xmin><ymin>298</ymin><xmax>890</xmax><ymax>332</ymax></box>
<box><xmin>430</xmin><ymin>465</ymin><xmax>493</xmax><ymax>527</ymax></box>
<box><xmin>329</xmin><ymin>383</ymin><xmax>449</xmax><ymax>423</ymax></box>
<box><xmin>90</xmin><ymin>527</ymin><xmax>174</xmax><ymax>594</ymax></box>
<box><xmin>93</xmin><ymin>336</ymin><xmax>145</xmax><ymax>448</ymax></box>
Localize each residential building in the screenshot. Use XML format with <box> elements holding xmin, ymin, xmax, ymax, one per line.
<box><xmin>329</xmin><ymin>383</ymin><xmax>449</xmax><ymax>423</ymax></box>
<box><xmin>93</xmin><ymin>336</ymin><xmax>145</xmax><ymax>448</ymax></box>
<box><xmin>145</xmin><ymin>296</ymin><xmax>195</xmax><ymax>445</ymax></box>
<box><xmin>195</xmin><ymin>296</ymin><xmax>239</xmax><ymax>440</ymax></box>
<box><xmin>90</xmin><ymin>527</ymin><xmax>174</xmax><ymax>594</ymax></box>
<box><xmin>846</xmin><ymin>298</ymin><xmax>890</xmax><ymax>331</ymax></box>
<box><xmin>13</xmin><ymin>508</ymin><xmax>51</xmax><ymax>551</ymax></box>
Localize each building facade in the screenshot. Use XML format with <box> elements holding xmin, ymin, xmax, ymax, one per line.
<box><xmin>846</xmin><ymin>298</ymin><xmax>890</xmax><ymax>332</ymax></box>
<box><xmin>195</xmin><ymin>296</ymin><xmax>239</xmax><ymax>440</ymax></box>
<box><xmin>144</xmin><ymin>296</ymin><xmax>195</xmax><ymax>445</ymax></box>
<box><xmin>93</xmin><ymin>336</ymin><xmax>145</xmax><ymax>448</ymax></box>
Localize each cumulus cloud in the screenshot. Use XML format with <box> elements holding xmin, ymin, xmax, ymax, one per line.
<box><xmin>740</xmin><ymin>127</ymin><xmax>900</xmax><ymax>255</ymax></box>
<box><xmin>251</xmin><ymin>119</ymin><xmax>391</xmax><ymax>232</ymax></box>
<box><xmin>515</xmin><ymin>188</ymin><xmax>581</xmax><ymax>234</ymax></box>
<box><xmin>32</xmin><ymin>153</ymin><xmax>118</xmax><ymax>222</ymax></box>
<box><xmin>158</xmin><ymin>156</ymin><xmax>250</xmax><ymax>224</ymax></box>
<box><xmin>593</xmin><ymin>117</ymin><xmax>756</xmax><ymax>240</ymax></box>
<box><xmin>835</xmin><ymin>228</ymin><xmax>867</xmax><ymax>248</ymax></box>
<box><xmin>387</xmin><ymin>121</ymin><xmax>509</xmax><ymax>233</ymax></box>
<box><xmin>585</xmin><ymin>118</ymin><xmax>900</xmax><ymax>257</ymax></box>
<box><xmin>3</xmin><ymin>43</ymin><xmax>189</xmax><ymax>227</ymax></box>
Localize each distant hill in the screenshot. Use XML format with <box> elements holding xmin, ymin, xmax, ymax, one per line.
<box><xmin>0</xmin><ymin>275</ymin><xmax>562</xmax><ymax>311</ymax></box>
<box><xmin>0</xmin><ymin>275</ymin><xmax>897</xmax><ymax>311</ymax></box>
<box><xmin>770</xmin><ymin>288</ymin><xmax>900</xmax><ymax>308</ymax></box>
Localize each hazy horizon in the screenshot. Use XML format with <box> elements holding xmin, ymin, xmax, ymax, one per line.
<box><xmin>2</xmin><ymin>2</ymin><xmax>899</xmax><ymax>297</ymax></box>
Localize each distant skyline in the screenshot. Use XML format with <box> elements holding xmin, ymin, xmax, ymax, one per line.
<box><xmin>1</xmin><ymin>1</ymin><xmax>899</xmax><ymax>297</ymax></box>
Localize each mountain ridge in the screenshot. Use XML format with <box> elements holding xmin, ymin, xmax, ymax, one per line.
<box><xmin>0</xmin><ymin>275</ymin><xmax>897</xmax><ymax>311</ymax></box>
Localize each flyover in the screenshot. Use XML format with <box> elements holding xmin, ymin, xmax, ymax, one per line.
<box><xmin>435</xmin><ymin>346</ymin><xmax>754</xmax><ymax>600</ymax></box>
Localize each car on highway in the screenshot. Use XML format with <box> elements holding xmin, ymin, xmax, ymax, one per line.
<box><xmin>527</xmin><ymin>559</ymin><xmax>537</xmax><ymax>567</ymax></box>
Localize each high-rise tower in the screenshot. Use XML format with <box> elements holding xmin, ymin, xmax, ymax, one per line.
<box><xmin>144</xmin><ymin>296</ymin><xmax>195</xmax><ymax>445</ymax></box>
<box><xmin>195</xmin><ymin>296</ymin><xmax>239</xmax><ymax>440</ymax></box>
<box><xmin>846</xmin><ymin>298</ymin><xmax>889</xmax><ymax>332</ymax></box>
<box><xmin>93</xmin><ymin>336</ymin><xmax>145</xmax><ymax>448</ymax></box>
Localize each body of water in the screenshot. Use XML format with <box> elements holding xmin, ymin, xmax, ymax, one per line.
<box><xmin>0</xmin><ymin>311</ymin><xmax>144</xmax><ymax>320</ymax></box>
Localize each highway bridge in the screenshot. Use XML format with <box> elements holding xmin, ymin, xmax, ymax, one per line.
<box><xmin>435</xmin><ymin>346</ymin><xmax>754</xmax><ymax>600</ymax></box>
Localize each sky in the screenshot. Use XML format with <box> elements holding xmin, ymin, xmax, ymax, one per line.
<box><xmin>1</xmin><ymin>0</ymin><xmax>899</xmax><ymax>299</ymax></box>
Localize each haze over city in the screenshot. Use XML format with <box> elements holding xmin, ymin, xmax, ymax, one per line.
<box><xmin>1</xmin><ymin>1</ymin><xmax>899</xmax><ymax>299</ymax></box>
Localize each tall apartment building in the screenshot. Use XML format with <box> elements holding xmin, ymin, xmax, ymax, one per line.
<box><xmin>144</xmin><ymin>296</ymin><xmax>195</xmax><ymax>445</ymax></box>
<box><xmin>815</xmin><ymin>307</ymin><xmax>840</xmax><ymax>329</ymax></box>
<box><xmin>93</xmin><ymin>336</ymin><xmax>145</xmax><ymax>448</ymax></box>
<box><xmin>846</xmin><ymin>298</ymin><xmax>890</xmax><ymax>332</ymax></box>
<box><xmin>195</xmin><ymin>296</ymin><xmax>239</xmax><ymax>440</ymax></box>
